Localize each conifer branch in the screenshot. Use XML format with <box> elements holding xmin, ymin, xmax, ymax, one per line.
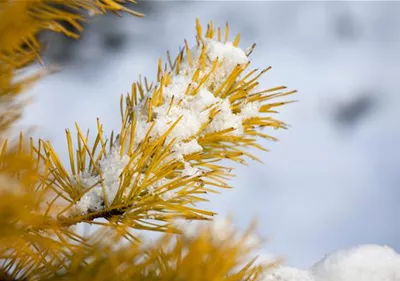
<box><xmin>29</xmin><ymin>19</ymin><xmax>295</xmax><ymax>237</ymax></box>
<box><xmin>0</xmin><ymin>2</ymin><xmax>294</xmax><ymax>279</ymax></box>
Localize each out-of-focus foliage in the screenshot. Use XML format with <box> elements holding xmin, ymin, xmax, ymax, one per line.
<box><xmin>0</xmin><ymin>1</ymin><xmax>293</xmax><ymax>280</ymax></box>
<box><xmin>0</xmin><ymin>0</ymin><xmax>142</xmax><ymax>135</ymax></box>
<box><xmin>38</xmin><ymin>222</ymin><xmax>274</xmax><ymax>281</ymax></box>
<box><xmin>0</xmin><ymin>0</ymin><xmax>143</xmax><ymax>68</ymax></box>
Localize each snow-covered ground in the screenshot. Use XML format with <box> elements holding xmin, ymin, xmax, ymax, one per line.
<box><xmin>265</xmin><ymin>244</ymin><xmax>400</xmax><ymax>281</ymax></box>
<box><xmin>19</xmin><ymin>1</ymin><xmax>400</xmax><ymax>268</ymax></box>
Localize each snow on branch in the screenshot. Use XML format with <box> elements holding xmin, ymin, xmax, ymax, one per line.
<box><xmin>37</xmin><ymin>20</ymin><xmax>295</xmax><ymax>232</ymax></box>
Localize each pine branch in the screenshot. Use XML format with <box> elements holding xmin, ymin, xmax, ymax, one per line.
<box><xmin>10</xmin><ymin>19</ymin><xmax>296</xmax><ymax>236</ymax></box>
<box><xmin>0</xmin><ymin>2</ymin><xmax>295</xmax><ymax>278</ymax></box>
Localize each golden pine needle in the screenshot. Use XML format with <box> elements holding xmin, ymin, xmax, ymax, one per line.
<box><xmin>191</xmin><ymin>57</ymin><xmax>219</xmax><ymax>96</ymax></box>
<box><xmin>74</xmin><ymin>124</ymin><xmax>98</xmax><ymax>176</ymax></box>
<box><xmin>120</xmin><ymin>94</ymin><xmax>124</xmax><ymax>121</ymax></box>
<box><xmin>196</xmin><ymin>18</ymin><xmax>203</xmax><ymax>43</ymax></box>
<box><xmin>199</xmin><ymin>44</ymin><xmax>207</xmax><ymax>71</ymax></box>
<box><xmin>147</xmin><ymin>98</ymin><xmax>153</xmax><ymax>123</ymax></box>
<box><xmin>233</xmin><ymin>33</ymin><xmax>241</xmax><ymax>47</ymax></box>
<box><xmin>175</xmin><ymin>49</ymin><xmax>183</xmax><ymax>75</ymax></box>
<box><xmin>184</xmin><ymin>83</ymin><xmax>193</xmax><ymax>96</ymax></box>
<box><xmin>246</xmin><ymin>43</ymin><xmax>257</xmax><ymax>56</ymax></box>
<box><xmin>214</xmin><ymin>64</ymin><xmax>243</xmax><ymax>97</ymax></box>
<box><xmin>89</xmin><ymin>134</ymin><xmax>102</xmax><ymax>171</ymax></box>
<box><xmin>191</xmin><ymin>69</ymin><xmax>201</xmax><ymax>84</ymax></box>
<box><xmin>166</xmin><ymin>95</ymin><xmax>175</xmax><ymax>115</ymax></box>
<box><xmin>127</xmin><ymin>112</ymin><xmax>137</xmax><ymax>155</ymax></box>
<box><xmin>65</xmin><ymin>129</ymin><xmax>76</xmax><ymax>176</ymax></box>
<box><xmin>157</xmin><ymin>58</ymin><xmax>163</xmax><ymax>82</ymax></box>
<box><xmin>120</xmin><ymin>105</ymin><xmax>131</xmax><ymax>154</ymax></box>
<box><xmin>184</xmin><ymin>39</ymin><xmax>192</xmax><ymax>67</ymax></box>
<box><xmin>224</xmin><ymin>22</ymin><xmax>229</xmax><ymax>43</ymax></box>
<box><xmin>96</xmin><ymin>118</ymin><xmax>107</xmax><ymax>158</ymax></box>
<box><xmin>131</xmin><ymin>83</ymin><xmax>138</xmax><ymax>106</ymax></box>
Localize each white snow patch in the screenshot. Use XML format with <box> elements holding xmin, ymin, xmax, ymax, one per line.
<box><xmin>311</xmin><ymin>244</ymin><xmax>400</xmax><ymax>281</ymax></box>
<box><xmin>73</xmin><ymin>147</ymin><xmax>130</xmax><ymax>214</ymax></box>
<box><xmin>264</xmin><ymin>244</ymin><xmax>400</xmax><ymax>281</ymax></box>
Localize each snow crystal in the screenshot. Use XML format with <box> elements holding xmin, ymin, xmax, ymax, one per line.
<box><xmin>73</xmin><ymin>147</ymin><xmax>130</xmax><ymax>215</ymax></box>
<box><xmin>241</xmin><ymin>101</ymin><xmax>262</xmax><ymax>119</ymax></box>
<box><xmin>181</xmin><ymin>162</ymin><xmax>200</xmax><ymax>177</ymax></box>
<box><xmin>170</xmin><ymin>140</ymin><xmax>203</xmax><ymax>162</ymax></box>
<box><xmin>184</xmin><ymin>39</ymin><xmax>249</xmax><ymax>89</ymax></box>
<box><xmin>99</xmin><ymin>148</ymin><xmax>130</xmax><ymax>202</ymax></box>
<box><xmin>69</xmin><ymin>171</ymin><xmax>99</xmax><ymax>189</ymax></box>
<box><xmin>203</xmin><ymin>99</ymin><xmax>244</xmax><ymax>136</ymax></box>
<box><xmin>75</xmin><ymin>190</ymin><xmax>104</xmax><ymax>214</ymax></box>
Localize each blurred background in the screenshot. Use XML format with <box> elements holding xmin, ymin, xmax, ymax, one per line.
<box><xmin>18</xmin><ymin>1</ymin><xmax>400</xmax><ymax>268</ymax></box>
